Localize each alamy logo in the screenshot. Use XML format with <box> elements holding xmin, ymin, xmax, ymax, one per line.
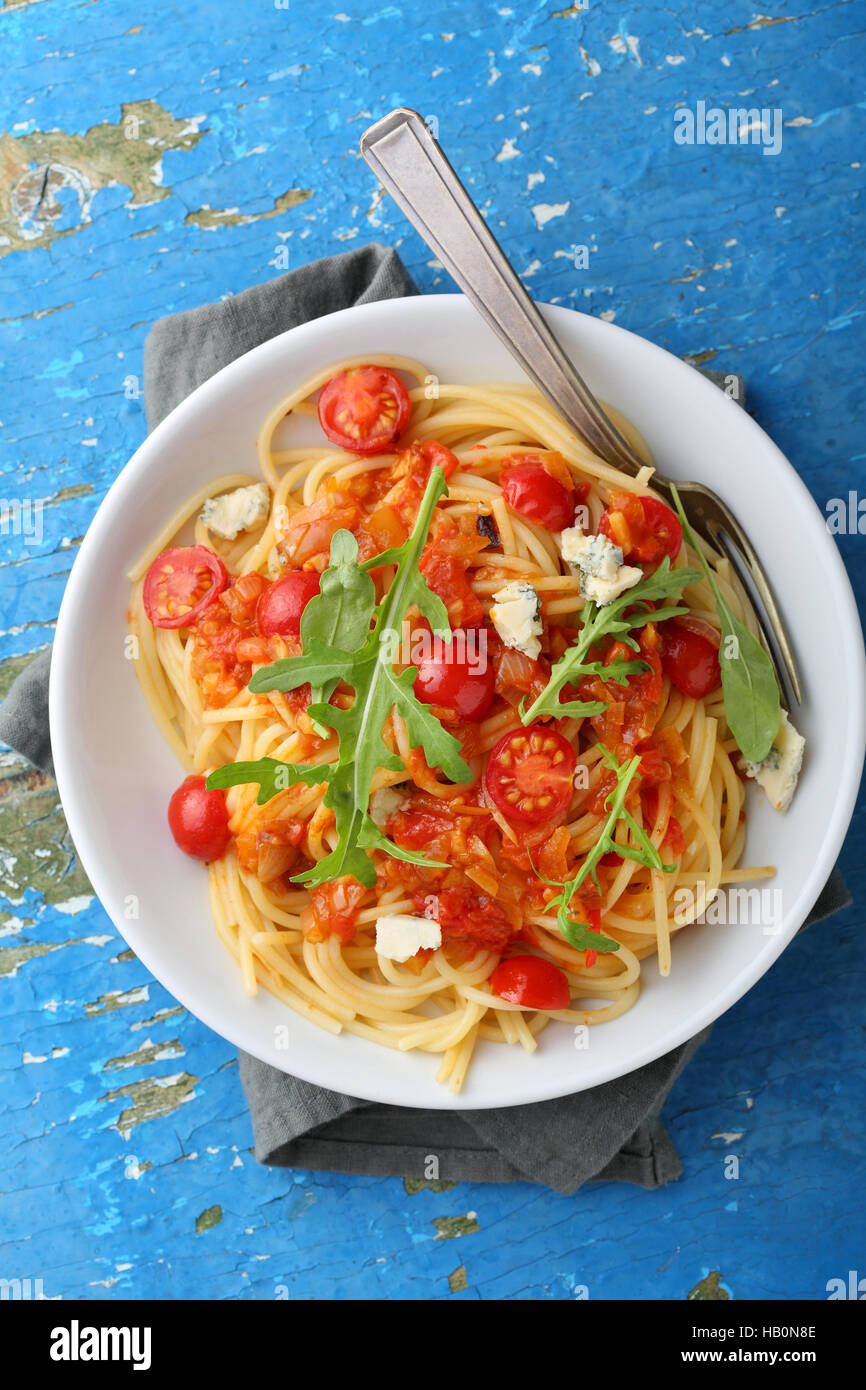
<box><xmin>49</xmin><ymin>1320</ymin><xmax>152</xmax><ymax>1371</ymax></box>
<box><xmin>674</xmin><ymin>101</ymin><xmax>783</xmax><ymax>156</ymax></box>
<box><xmin>0</xmin><ymin>1276</ymin><xmax>44</xmax><ymax>1299</ymax></box>
<box><xmin>826</xmin><ymin>1271</ymin><xmax>866</xmax><ymax>1300</ymax></box>
<box><xmin>825</xmin><ymin>491</ymin><xmax>866</xmax><ymax>535</ymax></box>
<box><xmin>377</xmin><ymin>625</ymin><xmax>488</xmax><ymax>672</ymax></box>
<box><xmin>0</xmin><ymin>497</ymin><xmax>44</xmax><ymax>546</ymax></box>
<box><xmin>674</xmin><ymin>884</ymin><xmax>783</xmax><ymax>935</ymax></box>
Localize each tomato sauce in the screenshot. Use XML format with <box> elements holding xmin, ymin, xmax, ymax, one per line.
<box><xmin>181</xmin><ymin>446</ymin><xmax>692</xmax><ymax>953</ymax></box>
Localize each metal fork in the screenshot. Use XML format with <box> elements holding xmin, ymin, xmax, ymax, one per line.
<box><xmin>359</xmin><ymin>107</ymin><xmax>802</xmax><ymax>706</ymax></box>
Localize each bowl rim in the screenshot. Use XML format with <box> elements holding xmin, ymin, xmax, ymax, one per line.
<box><xmin>49</xmin><ymin>293</ymin><xmax>866</xmax><ymax>1109</ymax></box>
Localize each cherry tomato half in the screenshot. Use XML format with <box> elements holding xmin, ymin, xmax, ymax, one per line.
<box><xmin>598</xmin><ymin>491</ymin><xmax>682</xmax><ymax>570</ymax></box>
<box><xmin>413</xmin><ymin>629</ymin><xmax>496</xmax><ymax>721</ymax></box>
<box><xmin>317</xmin><ymin>365</ymin><xmax>411</xmax><ymax>454</ymax></box>
<box><xmin>502</xmin><ymin>459</ymin><xmax>575</xmax><ymax>531</ymax></box>
<box><xmin>490</xmin><ymin>955</ymin><xmax>571</xmax><ymax>1010</ymax></box>
<box><xmin>662</xmin><ymin>616</ymin><xmax>722</xmax><ymax>698</ymax></box>
<box><xmin>143</xmin><ymin>546</ymin><xmax>227</xmax><ymax>630</ymax></box>
<box><xmin>168</xmin><ymin>776</ymin><xmax>231</xmax><ymax>862</ymax></box>
<box><xmin>256</xmin><ymin>571</ymin><xmax>321</xmax><ymax>638</ymax></box>
<box><xmin>485</xmin><ymin>724</ymin><xmax>577</xmax><ymax>824</ymax></box>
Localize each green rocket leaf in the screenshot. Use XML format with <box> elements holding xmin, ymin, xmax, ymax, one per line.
<box><xmin>207</xmin><ymin>466</ymin><xmax>471</xmax><ymax>888</ymax></box>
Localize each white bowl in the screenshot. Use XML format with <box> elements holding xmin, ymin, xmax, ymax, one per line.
<box><xmin>50</xmin><ymin>295</ymin><xmax>866</xmax><ymax>1109</ymax></box>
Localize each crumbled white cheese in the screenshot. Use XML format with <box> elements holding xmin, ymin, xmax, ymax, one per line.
<box><xmin>490</xmin><ymin>581</ymin><xmax>543</xmax><ymax>659</ymax></box>
<box><xmin>560</xmin><ymin>529</ymin><xmax>643</xmax><ymax>606</ymax></box>
<box><xmin>200</xmin><ymin>484</ymin><xmax>270</xmax><ymax>540</ymax></box>
<box><xmin>741</xmin><ymin>710</ymin><xmax>805</xmax><ymax>813</ymax></box>
<box><xmin>375</xmin><ymin>913</ymin><xmax>442</xmax><ymax>962</ymax></box>
<box><xmin>369</xmin><ymin>786</ymin><xmax>407</xmax><ymax>830</ymax></box>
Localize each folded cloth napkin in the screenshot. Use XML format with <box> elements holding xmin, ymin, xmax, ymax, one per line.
<box><xmin>0</xmin><ymin>243</ymin><xmax>850</xmax><ymax>1195</ymax></box>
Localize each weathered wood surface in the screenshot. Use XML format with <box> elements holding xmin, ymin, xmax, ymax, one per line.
<box><xmin>1</xmin><ymin>0</ymin><xmax>864</xmax><ymax>1300</ymax></box>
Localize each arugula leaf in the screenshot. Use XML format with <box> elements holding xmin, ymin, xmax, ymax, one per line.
<box><xmin>533</xmin><ymin>745</ymin><xmax>675</xmax><ymax>950</ymax></box>
<box><xmin>668</xmin><ymin>485</ymin><xmax>780</xmax><ymax>764</ymax></box>
<box><xmin>206</xmin><ymin>466</ymin><xmax>471</xmax><ymax>889</ymax></box>
<box><xmin>300</xmin><ymin>530</ymin><xmax>377</xmax><ymax>725</ymax></box>
<box><xmin>208</xmin><ymin>757</ymin><xmax>330</xmax><ymax>804</ymax></box>
<box><xmin>560</xmin><ymin>919</ymin><xmax>621</xmax><ymax>953</ymax></box>
<box><xmin>521</xmin><ymin>557</ymin><xmax>702</xmax><ymax>724</ymax></box>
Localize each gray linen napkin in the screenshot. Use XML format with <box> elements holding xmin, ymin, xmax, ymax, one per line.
<box><xmin>0</xmin><ymin>243</ymin><xmax>850</xmax><ymax>1195</ymax></box>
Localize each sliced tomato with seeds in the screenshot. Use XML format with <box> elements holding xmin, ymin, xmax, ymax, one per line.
<box><xmin>485</xmin><ymin>724</ymin><xmax>577</xmax><ymax>825</ymax></box>
<box><xmin>317</xmin><ymin>365</ymin><xmax>411</xmax><ymax>454</ymax></box>
<box><xmin>143</xmin><ymin>546</ymin><xmax>227</xmax><ymax>629</ymax></box>
<box><xmin>490</xmin><ymin>955</ymin><xmax>570</xmax><ymax>1010</ymax></box>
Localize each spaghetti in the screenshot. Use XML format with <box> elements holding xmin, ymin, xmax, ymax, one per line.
<box><xmin>128</xmin><ymin>353</ymin><xmax>773</xmax><ymax>1090</ymax></box>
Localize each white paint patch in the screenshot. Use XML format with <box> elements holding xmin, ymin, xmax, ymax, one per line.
<box><xmin>531</xmin><ymin>201</ymin><xmax>570</xmax><ymax>228</ymax></box>
<box><xmin>712</xmin><ymin>1131</ymin><xmax>744</xmax><ymax>1143</ymax></box>
<box><xmin>609</xmin><ymin>33</ymin><xmax>642</xmax><ymax>65</ymax></box>
<box><xmin>579</xmin><ymin>46</ymin><xmax>601</xmax><ymax>77</ymax></box>
<box><xmin>599</xmin><ymin>308</ymin><xmax>617</xmax><ymax>322</ymax></box>
<box><xmin>495</xmin><ymin>137</ymin><xmax>520</xmax><ymax>161</ymax></box>
<box><xmin>665</xmin><ymin>54</ymin><xmax>686</xmax><ymax>65</ymax></box>
<box><xmin>527</xmin><ymin>170</ymin><xmax>544</xmax><ymax>190</ymax></box>
<box><xmin>54</xmin><ymin>894</ymin><xmax>94</xmax><ymax>916</ymax></box>
<box><xmin>785</xmin><ymin>115</ymin><xmax>812</xmax><ymax>126</ymax></box>
<box><xmin>520</xmin><ymin>258</ymin><xmax>542</xmax><ymax>277</ymax></box>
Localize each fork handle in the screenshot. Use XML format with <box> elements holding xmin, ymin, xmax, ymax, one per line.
<box><xmin>359</xmin><ymin>108</ymin><xmax>643</xmax><ymax>474</ymax></box>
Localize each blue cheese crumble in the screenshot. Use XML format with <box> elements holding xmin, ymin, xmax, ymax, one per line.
<box><xmin>560</xmin><ymin>529</ymin><xmax>642</xmax><ymax>606</ymax></box>
<box><xmin>741</xmin><ymin>710</ymin><xmax>805</xmax><ymax>813</ymax></box>
<box><xmin>200</xmin><ymin>484</ymin><xmax>270</xmax><ymax>540</ymax></box>
<box><xmin>490</xmin><ymin>581</ymin><xmax>543</xmax><ymax>659</ymax></box>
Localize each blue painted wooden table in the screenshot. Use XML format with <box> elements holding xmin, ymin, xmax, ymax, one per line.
<box><xmin>1</xmin><ymin>0</ymin><xmax>864</xmax><ymax>1301</ymax></box>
